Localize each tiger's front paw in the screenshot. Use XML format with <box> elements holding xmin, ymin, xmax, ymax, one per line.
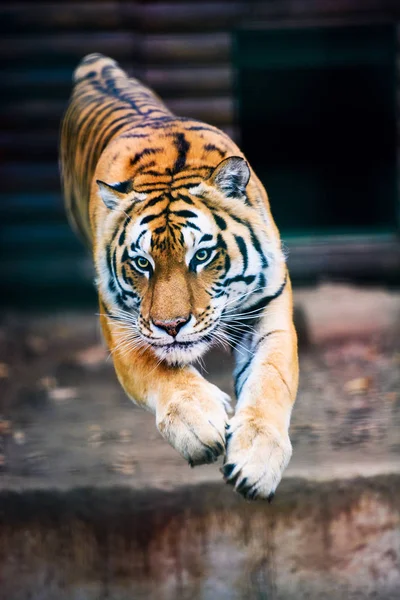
<box><xmin>156</xmin><ymin>383</ymin><xmax>230</xmax><ymax>466</ymax></box>
<box><xmin>222</xmin><ymin>413</ymin><xmax>292</xmax><ymax>501</ymax></box>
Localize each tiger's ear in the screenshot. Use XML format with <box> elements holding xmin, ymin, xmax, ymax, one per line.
<box><xmin>209</xmin><ymin>156</ymin><xmax>250</xmax><ymax>199</ymax></box>
<box><xmin>96</xmin><ymin>179</ymin><xmax>132</xmax><ymax>210</ymax></box>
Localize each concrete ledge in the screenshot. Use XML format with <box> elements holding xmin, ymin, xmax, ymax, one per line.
<box><xmin>0</xmin><ymin>285</ymin><xmax>399</xmax><ymax>598</ymax></box>
<box><xmin>0</xmin><ymin>475</ymin><xmax>399</xmax><ymax>600</ymax></box>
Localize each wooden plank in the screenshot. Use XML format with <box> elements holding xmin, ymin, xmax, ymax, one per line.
<box><xmin>0</xmin><ymin>163</ymin><xmax>60</xmax><ymax>192</ymax></box>
<box><xmin>0</xmin><ymin>2</ymin><xmax>126</xmax><ymax>33</ymax></box>
<box><xmin>0</xmin><ymin>32</ymin><xmax>140</xmax><ymax>66</ymax></box>
<box><xmin>1</xmin><ymin>0</ymin><xmax>396</xmax><ymax>37</ymax></box>
<box><xmin>2</xmin><ymin>69</ymin><xmax>74</xmax><ymax>102</ymax></box>
<box><xmin>0</xmin><ymin>132</ymin><xmax>60</xmax><ymax>161</ymax></box>
<box><xmin>286</xmin><ymin>235</ymin><xmax>400</xmax><ymax>284</ymax></box>
<box><xmin>0</xmin><ymin>33</ymin><xmax>230</xmax><ymax>67</ymax></box>
<box><xmin>167</xmin><ymin>97</ymin><xmax>233</xmax><ymax>125</ymax></box>
<box><xmin>138</xmin><ymin>2</ymin><xmax>244</xmax><ymax>32</ymax></box>
<box><xmin>0</xmin><ymin>2</ymin><xmax>247</xmax><ymax>34</ymax></box>
<box><xmin>0</xmin><ymin>223</ymin><xmax>78</xmax><ymax>251</ymax></box>
<box><xmin>2</xmin><ymin>65</ymin><xmax>233</xmax><ymax>104</ymax></box>
<box><xmin>1</xmin><ymin>257</ymin><xmax>93</xmax><ymax>285</ymax></box>
<box><xmin>0</xmin><ymin>100</ymin><xmax>67</xmax><ymax>130</ymax></box>
<box><xmin>1</xmin><ymin>96</ymin><xmax>234</xmax><ymax>130</ymax></box>
<box><xmin>0</xmin><ymin>193</ymin><xmax>64</xmax><ymax>217</ymax></box>
<box><xmin>145</xmin><ymin>66</ymin><xmax>232</xmax><ymax>95</ymax></box>
<box><xmin>143</xmin><ymin>33</ymin><xmax>231</xmax><ymax>64</ymax></box>
<box><xmin>0</xmin><ymin>2</ymin><xmax>242</xmax><ymax>31</ymax></box>
<box><xmin>253</xmin><ymin>0</ymin><xmax>400</xmax><ymax>21</ymax></box>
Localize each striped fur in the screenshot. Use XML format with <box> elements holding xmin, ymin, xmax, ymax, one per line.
<box><xmin>60</xmin><ymin>54</ymin><xmax>298</xmax><ymax>500</ymax></box>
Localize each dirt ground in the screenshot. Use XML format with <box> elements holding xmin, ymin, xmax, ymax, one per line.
<box><xmin>0</xmin><ymin>283</ymin><xmax>399</xmax><ymax>492</ymax></box>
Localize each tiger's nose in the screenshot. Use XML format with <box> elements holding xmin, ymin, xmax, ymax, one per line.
<box><xmin>152</xmin><ymin>316</ymin><xmax>190</xmax><ymax>337</ymax></box>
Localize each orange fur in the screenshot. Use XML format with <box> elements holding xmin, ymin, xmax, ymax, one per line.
<box><xmin>60</xmin><ymin>54</ymin><xmax>298</xmax><ymax>499</ymax></box>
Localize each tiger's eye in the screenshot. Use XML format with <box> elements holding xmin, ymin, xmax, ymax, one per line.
<box><xmin>135</xmin><ymin>256</ymin><xmax>150</xmax><ymax>270</ymax></box>
<box><xmin>195</xmin><ymin>249</ymin><xmax>210</xmax><ymax>262</ymax></box>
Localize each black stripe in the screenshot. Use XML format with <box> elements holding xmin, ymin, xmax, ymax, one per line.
<box><xmin>106</xmin><ymin>244</ymin><xmax>116</xmax><ymax>293</ymax></box>
<box><xmin>213</xmin><ymin>213</ymin><xmax>227</xmax><ymax>230</ymax></box>
<box><xmin>234</xmin><ymin>360</ymin><xmax>252</xmax><ymax>397</ymax></box>
<box><xmin>185</xmin><ymin>125</ymin><xmax>219</xmax><ymax>134</ymax></box>
<box><xmin>77</xmin><ymin>99</ymin><xmax>116</xmax><ymax>152</ymax></box>
<box><xmin>140</xmin><ymin>194</ymin><xmax>165</xmax><ymax>210</ymax></box>
<box><xmin>200</xmin><ymin>234</ymin><xmax>213</xmax><ymax>243</ymax></box>
<box><xmin>86</xmin><ymin>114</ymin><xmax>140</xmax><ymax>181</ymax></box>
<box><xmin>118</xmin><ymin>226</ymin><xmax>126</xmax><ymax>246</ymax></box>
<box><xmin>140</xmin><ymin>212</ymin><xmax>163</xmax><ymax>225</ymax></box>
<box><xmin>112</xmin><ymin>247</ymin><xmax>119</xmax><ymax>283</ymax></box>
<box><xmin>225</xmin><ymin>212</ymin><xmax>268</xmax><ymax>268</ymax></box>
<box><xmin>224</xmin><ymin>254</ymin><xmax>231</xmax><ymax>273</ymax></box>
<box><xmin>217</xmin><ymin>233</ymin><xmax>227</xmax><ymax>250</ymax></box>
<box><xmin>131</xmin><ymin>230</ymin><xmax>146</xmax><ymax>250</ymax></box>
<box><xmin>135</xmin><ymin>182</ymin><xmax>170</xmax><ymax>191</ymax></box>
<box><xmin>121</xmin><ymin>247</ymin><xmax>130</xmax><ymax>263</ymax></box>
<box><xmin>240</xmin><ymin>276</ymin><xmax>287</xmax><ymax>316</ymax></box>
<box><xmin>121</xmin><ymin>265</ymin><xmax>132</xmax><ymax>286</ymax></box>
<box><xmin>224</xmin><ymin>274</ymin><xmax>256</xmax><ymax>287</ymax></box>
<box><xmin>119</xmin><ymin>133</ymin><xmax>151</xmax><ymax>139</ymax></box>
<box><xmin>130</xmin><ymin>147</ymin><xmax>162</xmax><ymax>167</ymax></box>
<box><xmin>176</xmin><ymin>193</ymin><xmax>195</xmax><ymax>205</ymax></box>
<box><xmin>234</xmin><ymin>235</ymin><xmax>248</xmax><ymax>272</ymax></box>
<box><xmin>172</xmin><ymin>133</ymin><xmax>190</xmax><ymax>174</ymax></box>
<box><xmin>258</xmin><ymin>272</ymin><xmax>266</xmax><ymax>288</ymax></box>
<box><xmin>139</xmin><ymin>169</ymin><xmax>164</xmax><ymax>177</ymax></box>
<box><xmin>101</xmin><ymin>65</ymin><xmax>141</xmax><ymax>113</ymax></box>
<box><xmin>184</xmin><ymin>221</ymin><xmax>201</xmax><ymax>232</ymax></box>
<box><xmin>204</xmin><ymin>143</ymin><xmax>226</xmax><ymax>158</ymax></box>
<box><xmin>111</xmin><ymin>180</ymin><xmax>132</xmax><ymax>193</ymax></box>
<box><xmin>249</xmin><ymin>230</ymin><xmax>268</xmax><ymax>268</ymax></box>
<box><xmin>172</xmin><ymin>210</ymin><xmax>197</xmax><ymax>219</ymax></box>
<box><xmin>234</xmin><ymin>330</ymin><xmax>285</xmax><ymax>397</ymax></box>
<box><xmin>136</xmin><ymin>160</ymin><xmax>157</xmax><ymax>174</ymax></box>
<box><xmin>172</xmin><ymin>174</ymin><xmax>202</xmax><ymax>183</ymax></box>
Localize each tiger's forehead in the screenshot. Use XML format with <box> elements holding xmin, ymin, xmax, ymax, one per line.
<box><xmin>126</xmin><ymin>191</ymin><xmax>216</xmax><ymax>255</ymax></box>
<box><xmin>107</xmin><ymin>125</ymin><xmax>229</xmax><ymax>192</ymax></box>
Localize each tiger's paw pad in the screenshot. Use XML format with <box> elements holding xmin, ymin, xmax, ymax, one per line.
<box><xmin>157</xmin><ymin>384</ymin><xmax>230</xmax><ymax>466</ymax></box>
<box><xmin>222</xmin><ymin>417</ymin><xmax>292</xmax><ymax>501</ymax></box>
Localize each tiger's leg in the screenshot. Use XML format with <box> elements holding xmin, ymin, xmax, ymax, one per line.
<box><xmin>100</xmin><ymin>311</ymin><xmax>230</xmax><ymax>466</ymax></box>
<box><xmin>222</xmin><ymin>277</ymin><xmax>299</xmax><ymax>500</ymax></box>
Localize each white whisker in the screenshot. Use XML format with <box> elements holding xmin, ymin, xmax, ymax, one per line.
<box><xmin>222</xmin><ymin>285</ymin><xmax>269</xmax><ymax>310</ymax></box>
<box><xmin>218</xmin><ymin>330</ymin><xmax>253</xmax><ymax>356</ymax></box>
<box><xmin>211</xmin><ymin>330</ymin><xmax>246</xmax><ymax>357</ymax></box>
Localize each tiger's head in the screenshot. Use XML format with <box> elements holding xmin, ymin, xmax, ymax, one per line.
<box><xmin>95</xmin><ymin>156</ymin><xmax>285</xmax><ymax>365</ymax></box>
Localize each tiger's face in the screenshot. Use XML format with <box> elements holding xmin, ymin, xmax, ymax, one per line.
<box><xmin>95</xmin><ymin>157</ymin><xmax>284</xmax><ymax>365</ymax></box>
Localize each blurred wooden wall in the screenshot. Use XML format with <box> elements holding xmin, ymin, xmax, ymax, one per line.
<box><xmin>1</xmin><ymin>1</ymin><xmax>399</xmax><ymax>307</ymax></box>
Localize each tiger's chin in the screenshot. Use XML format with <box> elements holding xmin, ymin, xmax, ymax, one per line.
<box><xmin>151</xmin><ymin>339</ymin><xmax>211</xmax><ymax>366</ymax></box>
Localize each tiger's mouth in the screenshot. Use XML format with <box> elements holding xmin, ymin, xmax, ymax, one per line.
<box><xmin>149</xmin><ymin>334</ymin><xmax>213</xmax><ymax>348</ymax></box>
<box><xmin>147</xmin><ymin>333</ymin><xmax>215</xmax><ymax>365</ymax></box>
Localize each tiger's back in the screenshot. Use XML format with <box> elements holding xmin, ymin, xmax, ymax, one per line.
<box><xmin>60</xmin><ymin>53</ymin><xmax>258</xmax><ymax>247</ymax></box>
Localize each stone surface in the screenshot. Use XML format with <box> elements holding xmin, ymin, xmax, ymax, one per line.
<box><xmin>0</xmin><ymin>284</ymin><xmax>399</xmax><ymax>599</ymax></box>
<box><xmin>0</xmin><ymin>477</ymin><xmax>399</xmax><ymax>600</ymax></box>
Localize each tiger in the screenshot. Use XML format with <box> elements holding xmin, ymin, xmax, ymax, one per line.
<box><xmin>60</xmin><ymin>53</ymin><xmax>299</xmax><ymax>500</ymax></box>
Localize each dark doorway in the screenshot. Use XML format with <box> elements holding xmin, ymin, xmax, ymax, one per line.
<box><xmin>235</xmin><ymin>24</ymin><xmax>397</xmax><ymax>237</ymax></box>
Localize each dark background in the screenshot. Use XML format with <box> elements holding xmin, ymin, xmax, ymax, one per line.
<box><xmin>237</xmin><ymin>25</ymin><xmax>397</xmax><ymax>235</ymax></box>
<box><xmin>1</xmin><ymin>0</ymin><xmax>400</xmax><ymax>309</ymax></box>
